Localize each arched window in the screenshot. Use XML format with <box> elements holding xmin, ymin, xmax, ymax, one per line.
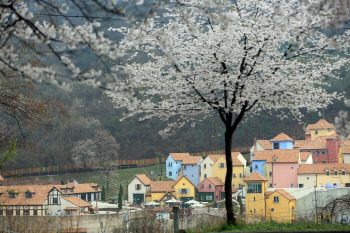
<box><xmin>322</xmin><ymin>161</ymin><xmax>326</xmax><ymax>164</ymax></box>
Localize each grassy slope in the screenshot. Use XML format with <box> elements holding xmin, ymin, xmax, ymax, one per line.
<box><xmin>24</xmin><ymin>164</ymin><xmax>170</xmax><ymax>200</ymax></box>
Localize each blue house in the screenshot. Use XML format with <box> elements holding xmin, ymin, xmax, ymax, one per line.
<box><xmin>251</xmin><ymin>151</ymin><xmax>268</xmax><ymax>175</ymax></box>
<box><xmin>270</xmin><ymin>133</ymin><xmax>294</xmax><ymax>149</ymax></box>
<box><xmin>180</xmin><ymin>156</ymin><xmax>203</xmax><ymax>187</ymax></box>
<box><xmin>166</xmin><ymin>153</ymin><xmax>190</xmax><ymax>180</ymax></box>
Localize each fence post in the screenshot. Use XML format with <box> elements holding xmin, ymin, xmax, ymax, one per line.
<box><xmin>173</xmin><ymin>206</ymin><xmax>179</xmax><ymax>233</ymax></box>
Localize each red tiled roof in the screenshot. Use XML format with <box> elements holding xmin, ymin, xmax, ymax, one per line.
<box><xmin>0</xmin><ymin>185</ymin><xmax>53</xmax><ymax>206</ymax></box>
<box><xmin>127</xmin><ymin>174</ymin><xmax>151</xmax><ymax>186</ymax></box>
<box><xmin>265</xmin><ymin>191</ymin><xmax>274</xmax><ymax>197</ymax></box>
<box><xmin>252</xmin><ymin>151</ymin><xmax>271</xmax><ymax>161</ymax></box>
<box><xmin>298</xmin><ymin>164</ymin><xmax>350</xmax><ymax>174</ymax></box>
<box><xmin>307</xmin><ymin>119</ymin><xmax>335</xmax><ymax>130</ymax></box>
<box><xmin>244</xmin><ymin>171</ymin><xmax>268</xmax><ymax>181</ymax></box>
<box><xmin>294</xmin><ymin>137</ymin><xmax>327</xmax><ymax>150</ymax></box>
<box><xmin>270</xmin><ymin>133</ymin><xmax>294</xmax><ymax>142</ymax></box>
<box><xmin>170</xmin><ymin>153</ymin><xmax>191</xmax><ymax>161</ymax></box>
<box><xmin>343</xmin><ymin>145</ymin><xmax>350</xmax><ymax>154</ymax></box>
<box><xmin>257</xmin><ymin>140</ymin><xmax>272</xmax><ymax>150</ymax></box>
<box><xmin>181</xmin><ymin>156</ymin><xmax>202</xmax><ymax>165</ymax></box>
<box><xmin>206</xmin><ymin>177</ymin><xmax>224</xmax><ymax>186</ymax></box>
<box><xmin>62</xmin><ymin>196</ymin><xmax>92</xmax><ymax>207</ymax></box>
<box><xmin>56</xmin><ymin>184</ymin><xmax>101</xmax><ymax>194</ymax></box>
<box><xmin>275</xmin><ymin>189</ymin><xmax>296</xmax><ymax>200</ymax></box>
<box><xmin>265</xmin><ymin>149</ymin><xmax>300</xmax><ymax>163</ymax></box>
<box><xmin>300</xmin><ymin>152</ymin><xmax>312</xmax><ymax>161</ymax></box>
<box><xmin>206</xmin><ymin>155</ymin><xmax>221</xmax><ymax>162</ymax></box>
<box><xmin>150</xmin><ymin>181</ymin><xmax>175</xmax><ymax>192</ymax></box>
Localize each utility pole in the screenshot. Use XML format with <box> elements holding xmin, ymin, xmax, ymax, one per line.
<box><xmin>314</xmin><ymin>181</ymin><xmax>318</xmax><ymax>223</ymax></box>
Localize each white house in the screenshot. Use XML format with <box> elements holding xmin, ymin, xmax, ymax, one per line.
<box><xmin>127</xmin><ymin>174</ymin><xmax>151</xmax><ymax>204</ymax></box>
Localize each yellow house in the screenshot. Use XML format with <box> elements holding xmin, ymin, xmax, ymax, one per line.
<box><xmin>150</xmin><ymin>174</ymin><xmax>195</xmax><ymax>205</ymax></box>
<box><xmin>298</xmin><ymin>164</ymin><xmax>350</xmax><ymax>188</ymax></box>
<box><xmin>244</xmin><ymin>171</ymin><xmax>268</xmax><ymax>220</ymax></box>
<box><xmin>265</xmin><ymin>189</ymin><xmax>296</xmax><ymax>222</ymax></box>
<box><xmin>200</xmin><ymin>154</ymin><xmax>221</xmax><ymax>182</ymax></box>
<box><xmin>306</xmin><ymin>119</ymin><xmax>335</xmax><ymax>140</ymax></box>
<box><xmin>213</xmin><ymin>153</ymin><xmax>246</xmax><ymax>188</ymax></box>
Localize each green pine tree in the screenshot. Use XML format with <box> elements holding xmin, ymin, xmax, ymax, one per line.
<box><xmin>101</xmin><ymin>186</ymin><xmax>106</xmax><ymax>202</ymax></box>
<box><xmin>61</xmin><ymin>179</ymin><xmax>64</xmax><ymax>185</ymax></box>
<box><xmin>118</xmin><ymin>184</ymin><xmax>123</xmax><ymax>209</ymax></box>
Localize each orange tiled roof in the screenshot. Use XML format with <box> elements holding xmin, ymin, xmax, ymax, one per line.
<box><xmin>0</xmin><ymin>185</ymin><xmax>53</xmax><ymax>206</ymax></box>
<box><xmin>157</xmin><ymin>191</ymin><xmax>177</xmax><ymax>202</ymax></box>
<box><xmin>294</xmin><ymin>137</ymin><xmax>327</xmax><ymax>150</ymax></box>
<box><xmin>343</xmin><ymin>145</ymin><xmax>350</xmax><ymax>154</ymax></box>
<box><xmin>244</xmin><ymin>171</ymin><xmax>268</xmax><ymax>181</ymax></box>
<box><xmin>150</xmin><ymin>181</ymin><xmax>175</xmax><ymax>192</ymax></box>
<box><xmin>266</xmin><ymin>149</ymin><xmax>300</xmax><ymax>163</ymax></box>
<box><xmin>127</xmin><ymin>174</ymin><xmax>151</xmax><ymax>187</ymax></box>
<box><xmin>65</xmin><ymin>207</ymin><xmax>79</xmax><ymax>210</ymax></box>
<box><xmin>62</xmin><ymin>196</ymin><xmax>92</xmax><ymax>207</ymax></box>
<box><xmin>220</xmin><ymin>153</ymin><xmax>244</xmax><ymax>166</ymax></box>
<box><xmin>181</xmin><ymin>156</ymin><xmax>202</xmax><ymax>165</ymax></box>
<box><xmin>207</xmin><ymin>154</ymin><xmax>221</xmax><ymax>162</ymax></box>
<box><xmin>170</xmin><ymin>153</ymin><xmax>191</xmax><ymax>161</ymax></box>
<box><xmin>305</xmin><ymin>125</ymin><xmax>311</xmax><ymax>134</ymax></box>
<box><xmin>206</xmin><ymin>177</ymin><xmax>224</xmax><ymax>186</ymax></box>
<box><xmin>264</xmin><ymin>191</ymin><xmax>274</xmax><ymax>197</ymax></box>
<box><xmin>56</xmin><ymin>183</ymin><xmax>101</xmax><ymax>194</ymax></box>
<box><xmin>257</xmin><ymin>140</ymin><xmax>272</xmax><ymax>150</ymax></box>
<box><xmin>300</xmin><ymin>152</ymin><xmax>312</xmax><ymax>161</ymax></box>
<box><xmin>270</xmin><ymin>133</ymin><xmax>294</xmax><ymax>142</ymax></box>
<box><xmin>307</xmin><ymin>119</ymin><xmax>335</xmax><ymax>130</ymax></box>
<box><xmin>252</xmin><ymin>150</ymin><xmax>271</xmax><ymax>161</ymax></box>
<box><xmin>298</xmin><ymin>164</ymin><xmax>350</xmax><ymax>174</ymax></box>
<box><xmin>275</xmin><ymin>189</ymin><xmax>296</xmax><ymax>200</ymax></box>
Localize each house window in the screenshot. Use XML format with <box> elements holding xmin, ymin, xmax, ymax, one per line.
<box><xmin>26</xmin><ymin>192</ymin><xmax>32</xmax><ymax>198</ymax></box>
<box><xmin>183</xmin><ymin>183</ymin><xmax>185</xmax><ymax>185</ymax></box>
<box><xmin>254</xmin><ymin>209</ymin><xmax>256</xmax><ymax>214</ymax></box>
<box><xmin>184</xmin><ymin>165</ymin><xmax>186</xmax><ymax>170</ymax></box>
<box><xmin>216</xmin><ymin>187</ymin><xmax>218</xmax><ymax>190</ymax></box>
<box><xmin>200</xmin><ymin>184</ymin><xmax>203</xmax><ymax>189</ymax></box>
<box><xmin>24</xmin><ymin>210</ymin><xmax>29</xmax><ymax>215</ymax></box>
<box><xmin>233</xmin><ymin>174</ymin><xmax>236</xmax><ymax>178</ymax></box>
<box><xmin>53</xmin><ymin>198</ymin><xmax>58</xmax><ymax>204</ymax></box>
<box><xmin>273</xmin><ymin>143</ymin><xmax>279</xmax><ymax>149</ymax></box>
<box><xmin>322</xmin><ymin>161</ymin><xmax>326</xmax><ymax>164</ymax></box>
<box><xmin>239</xmin><ymin>173</ymin><xmax>242</xmax><ymax>178</ymax></box>
<box><xmin>220</xmin><ymin>163</ymin><xmax>225</xmax><ymax>168</ymax></box>
<box><xmin>299</xmin><ymin>184</ymin><xmax>304</xmax><ymax>188</ymax></box>
<box><xmin>342</xmin><ymin>170</ymin><xmax>346</xmax><ymax>175</ymax></box>
<box><xmin>168</xmin><ymin>162</ymin><xmax>172</xmax><ymax>167</ymax></box>
<box><xmin>273</xmin><ymin>196</ymin><xmax>279</xmax><ymax>202</ymax></box>
<box><xmin>307</xmin><ymin>177</ymin><xmax>309</xmax><ymax>180</ymax></box>
<box><xmin>204</xmin><ymin>174</ymin><xmax>207</xmax><ymax>178</ymax></box>
<box><xmin>204</xmin><ymin>164</ymin><xmax>206</xmax><ymax>169</ymax></box>
<box><xmin>331</xmin><ymin>151</ymin><xmax>333</xmax><ymax>153</ymax></box>
<box><xmin>33</xmin><ymin>210</ymin><xmax>37</xmax><ymax>216</ymax></box>
<box><xmin>247</xmin><ymin>184</ymin><xmax>262</xmax><ymax>193</ymax></box>
<box><xmin>254</xmin><ymin>197</ymin><xmax>255</xmax><ymax>202</ymax></box>
<box><xmin>291</xmin><ymin>167</ymin><xmax>293</xmax><ymax>169</ymax></box>
<box><xmin>6</xmin><ymin>210</ymin><xmax>12</xmax><ymax>216</ymax></box>
<box><xmin>315</xmin><ymin>130</ymin><xmax>318</xmax><ymax>134</ymax></box>
<box><xmin>192</xmin><ymin>175</ymin><xmax>193</xmax><ymax>177</ymax></box>
<box><xmin>208</xmin><ymin>184</ymin><xmax>211</xmax><ymax>189</ymax></box>
<box><xmin>291</xmin><ymin>184</ymin><xmax>294</xmax><ymax>188</ymax></box>
<box><xmin>254</xmin><ymin>165</ymin><xmax>258</xmax><ymax>169</ymax></box>
<box><xmin>269</xmin><ymin>183</ymin><xmax>272</xmax><ymax>188</ymax></box>
<box><xmin>192</xmin><ymin>165</ymin><xmax>193</xmax><ymax>167</ymax></box>
<box><xmin>9</xmin><ymin>193</ymin><xmax>15</xmax><ymax>198</ymax></box>
<box><xmin>271</xmin><ymin>208</ymin><xmax>274</xmax><ymax>213</ymax></box>
<box><xmin>313</xmin><ymin>161</ymin><xmax>317</xmax><ymax>164</ymax></box>
<box><xmin>181</xmin><ymin>189</ymin><xmax>188</xmax><ymax>194</ymax></box>
<box><xmin>169</xmin><ymin>172</ymin><xmax>172</xmax><ymax>176</ymax></box>
<box><xmin>269</xmin><ymin>172</ymin><xmax>272</xmax><ymax>176</ymax></box>
<box><xmin>334</xmin><ymin>171</ymin><xmax>338</xmax><ymax>176</ymax></box>
<box><xmin>326</xmin><ymin>171</ymin><xmax>330</xmax><ymax>176</ymax></box>
<box><xmin>206</xmin><ymin>195</ymin><xmax>213</xmax><ymax>201</ymax></box>
<box><xmin>176</xmin><ymin>162</ymin><xmax>177</xmax><ymax>164</ymax></box>
<box><xmin>273</xmin><ymin>157</ymin><xmax>276</xmax><ymax>162</ymax></box>
<box><xmin>0</xmin><ymin>210</ymin><xmax>3</xmax><ymax>215</ymax></box>
<box><xmin>136</xmin><ymin>184</ymin><xmax>141</xmax><ymax>190</ymax></box>
<box><xmin>16</xmin><ymin>210</ymin><xmax>20</xmax><ymax>216</ymax></box>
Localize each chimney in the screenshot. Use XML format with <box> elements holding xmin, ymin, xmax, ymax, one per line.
<box><xmin>254</xmin><ymin>138</ymin><xmax>257</xmax><ymax>151</ymax></box>
<box><xmin>67</xmin><ymin>179</ymin><xmax>77</xmax><ymax>188</ymax></box>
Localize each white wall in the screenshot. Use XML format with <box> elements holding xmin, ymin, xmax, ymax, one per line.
<box><xmin>200</xmin><ymin>157</ymin><xmax>214</xmax><ymax>182</ymax></box>
<box><xmin>127</xmin><ymin>178</ymin><xmax>146</xmax><ymax>202</ymax></box>
<box><xmin>344</xmin><ymin>154</ymin><xmax>350</xmax><ymax>163</ymax></box>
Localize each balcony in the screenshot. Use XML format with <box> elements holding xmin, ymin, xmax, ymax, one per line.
<box><xmin>247</xmin><ymin>189</ymin><xmax>262</xmax><ymax>193</ymax></box>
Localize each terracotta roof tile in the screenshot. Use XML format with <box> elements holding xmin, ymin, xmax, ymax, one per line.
<box><xmin>150</xmin><ymin>181</ymin><xmax>175</xmax><ymax>192</ymax></box>
<box><xmin>294</xmin><ymin>137</ymin><xmax>327</xmax><ymax>150</ymax></box>
<box><xmin>300</xmin><ymin>152</ymin><xmax>312</xmax><ymax>161</ymax></box>
<box><xmin>220</xmin><ymin>153</ymin><xmax>244</xmax><ymax>166</ymax></box>
<box><xmin>343</xmin><ymin>145</ymin><xmax>350</xmax><ymax>154</ymax></box>
<box><xmin>127</xmin><ymin>174</ymin><xmax>151</xmax><ymax>186</ymax></box>
<box><xmin>266</xmin><ymin>149</ymin><xmax>300</xmax><ymax>163</ymax></box>
<box><xmin>298</xmin><ymin>164</ymin><xmax>350</xmax><ymax>174</ymax></box>
<box><xmin>265</xmin><ymin>191</ymin><xmax>274</xmax><ymax>197</ymax></box>
<box><xmin>62</xmin><ymin>196</ymin><xmax>92</xmax><ymax>207</ymax></box>
<box><xmin>145</xmin><ymin>191</ymin><xmax>151</xmax><ymax>196</ymax></box>
<box><xmin>270</xmin><ymin>133</ymin><xmax>294</xmax><ymax>142</ymax></box>
<box><xmin>275</xmin><ymin>189</ymin><xmax>296</xmax><ymax>200</ymax></box>
<box><xmin>65</xmin><ymin>207</ymin><xmax>79</xmax><ymax>210</ymax></box>
<box><xmin>181</xmin><ymin>156</ymin><xmax>202</xmax><ymax>165</ymax></box>
<box><xmin>0</xmin><ymin>185</ymin><xmax>53</xmax><ymax>206</ymax></box>
<box><xmin>244</xmin><ymin>171</ymin><xmax>268</xmax><ymax>181</ymax></box>
<box><xmin>170</xmin><ymin>153</ymin><xmax>191</xmax><ymax>161</ymax></box>
<box><xmin>207</xmin><ymin>155</ymin><xmax>221</xmax><ymax>162</ymax></box>
<box><xmin>257</xmin><ymin>140</ymin><xmax>272</xmax><ymax>150</ymax></box>
<box><xmin>305</xmin><ymin>125</ymin><xmax>311</xmax><ymax>134</ymax></box>
<box><xmin>206</xmin><ymin>177</ymin><xmax>224</xmax><ymax>186</ymax></box>
<box><xmin>307</xmin><ymin>119</ymin><xmax>335</xmax><ymax>130</ymax></box>
<box><xmin>252</xmin><ymin>151</ymin><xmax>271</xmax><ymax>161</ymax></box>
<box><xmin>56</xmin><ymin>184</ymin><xmax>101</xmax><ymax>194</ymax></box>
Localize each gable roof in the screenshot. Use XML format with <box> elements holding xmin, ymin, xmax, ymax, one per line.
<box><xmin>274</xmin><ymin>189</ymin><xmax>296</xmax><ymax>201</ymax></box>
<box><xmin>206</xmin><ymin>155</ymin><xmax>221</xmax><ymax>163</ymax></box>
<box><xmin>169</xmin><ymin>153</ymin><xmax>191</xmax><ymax>161</ymax></box>
<box><xmin>252</xmin><ymin>151</ymin><xmax>271</xmax><ymax>161</ymax></box>
<box><xmin>0</xmin><ymin>185</ymin><xmax>53</xmax><ymax>206</ymax></box>
<box><xmin>157</xmin><ymin>191</ymin><xmax>177</xmax><ymax>202</ymax></box>
<box><xmin>343</xmin><ymin>145</ymin><xmax>350</xmax><ymax>154</ymax></box>
<box><xmin>56</xmin><ymin>183</ymin><xmax>101</xmax><ymax>194</ymax></box>
<box><xmin>206</xmin><ymin>177</ymin><xmax>224</xmax><ymax>186</ymax></box>
<box><xmin>294</xmin><ymin>137</ymin><xmax>327</xmax><ymax>150</ymax></box>
<box><xmin>62</xmin><ymin>196</ymin><xmax>92</xmax><ymax>207</ymax></box>
<box><xmin>300</xmin><ymin>152</ymin><xmax>312</xmax><ymax>161</ymax></box>
<box><xmin>181</xmin><ymin>156</ymin><xmax>202</xmax><ymax>165</ymax></box>
<box><xmin>298</xmin><ymin>164</ymin><xmax>350</xmax><ymax>174</ymax></box>
<box><xmin>150</xmin><ymin>181</ymin><xmax>175</xmax><ymax>192</ymax></box>
<box><xmin>244</xmin><ymin>171</ymin><xmax>268</xmax><ymax>181</ymax></box>
<box><xmin>127</xmin><ymin>174</ymin><xmax>151</xmax><ymax>187</ymax></box>
<box><xmin>257</xmin><ymin>140</ymin><xmax>272</xmax><ymax>150</ymax></box>
<box><xmin>265</xmin><ymin>149</ymin><xmax>300</xmax><ymax>163</ymax></box>
<box><xmin>172</xmin><ymin>174</ymin><xmax>196</xmax><ymax>188</ymax></box>
<box><xmin>307</xmin><ymin>119</ymin><xmax>335</xmax><ymax>130</ymax></box>
<box><xmin>270</xmin><ymin>133</ymin><xmax>294</xmax><ymax>142</ymax></box>
<box><xmin>218</xmin><ymin>153</ymin><xmax>245</xmax><ymax>166</ymax></box>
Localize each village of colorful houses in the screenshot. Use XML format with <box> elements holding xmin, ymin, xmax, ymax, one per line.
<box><xmin>127</xmin><ymin>119</ymin><xmax>350</xmax><ymax>223</ymax></box>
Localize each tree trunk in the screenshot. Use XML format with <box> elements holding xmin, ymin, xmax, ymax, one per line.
<box><xmin>224</xmin><ymin>126</ymin><xmax>236</xmax><ymax>225</ymax></box>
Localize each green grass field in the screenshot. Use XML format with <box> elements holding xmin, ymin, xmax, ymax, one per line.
<box><xmin>21</xmin><ymin>164</ymin><xmax>169</xmax><ymax>200</ymax></box>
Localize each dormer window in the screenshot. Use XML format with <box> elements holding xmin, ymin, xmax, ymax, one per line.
<box><xmin>273</xmin><ymin>157</ymin><xmax>276</xmax><ymax>162</ymax></box>
<box><xmin>9</xmin><ymin>192</ymin><xmax>15</xmax><ymax>198</ymax></box>
<box><xmin>334</xmin><ymin>171</ymin><xmax>338</xmax><ymax>176</ymax></box>
<box><xmin>26</xmin><ymin>192</ymin><xmax>32</xmax><ymax>198</ymax></box>
<box><xmin>342</xmin><ymin>170</ymin><xmax>346</xmax><ymax>175</ymax></box>
<box><xmin>273</xmin><ymin>143</ymin><xmax>279</xmax><ymax>149</ymax></box>
<box><xmin>326</xmin><ymin>170</ymin><xmax>330</xmax><ymax>176</ymax></box>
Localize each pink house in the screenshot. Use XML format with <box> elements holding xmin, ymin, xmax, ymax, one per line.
<box><xmin>198</xmin><ymin>177</ymin><xmax>237</xmax><ymax>202</ymax></box>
